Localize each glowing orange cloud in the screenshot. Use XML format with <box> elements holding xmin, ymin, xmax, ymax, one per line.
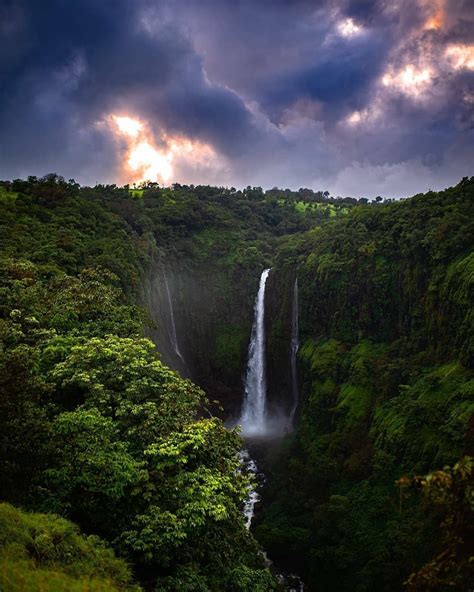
<box><xmin>425</xmin><ymin>14</ymin><xmax>442</xmax><ymax>30</ymax></box>
<box><xmin>422</xmin><ymin>0</ymin><xmax>445</xmax><ymax>31</ymax></box>
<box><xmin>109</xmin><ymin>114</ymin><xmax>217</xmax><ymax>185</ymax></box>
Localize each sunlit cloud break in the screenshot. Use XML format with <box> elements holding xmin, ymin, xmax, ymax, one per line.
<box><xmin>110</xmin><ymin>115</ymin><xmax>217</xmax><ymax>185</ymax></box>
<box><xmin>381</xmin><ymin>65</ymin><xmax>433</xmax><ymax>99</ymax></box>
<box><xmin>445</xmin><ymin>45</ymin><xmax>474</xmax><ymax>71</ymax></box>
<box><xmin>337</xmin><ymin>18</ymin><xmax>362</xmax><ymax>38</ymax></box>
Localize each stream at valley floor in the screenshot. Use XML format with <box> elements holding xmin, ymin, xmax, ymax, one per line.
<box><xmin>240</xmin><ymin>442</ymin><xmax>305</xmax><ymax>592</ymax></box>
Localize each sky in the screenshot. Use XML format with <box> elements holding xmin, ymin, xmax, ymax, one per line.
<box><xmin>0</xmin><ymin>0</ymin><xmax>473</xmax><ymax>198</ymax></box>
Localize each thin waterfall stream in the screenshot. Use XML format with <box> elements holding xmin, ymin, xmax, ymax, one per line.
<box><xmin>162</xmin><ymin>269</ymin><xmax>185</xmax><ymax>365</ymax></box>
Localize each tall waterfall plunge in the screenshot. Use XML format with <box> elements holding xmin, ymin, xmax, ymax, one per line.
<box><xmin>238</xmin><ymin>271</ymin><xmax>306</xmax><ymax>590</ymax></box>
<box><xmin>289</xmin><ymin>277</ymin><xmax>300</xmax><ymax>428</ymax></box>
<box><xmin>240</xmin><ymin>268</ymin><xmax>271</xmax><ymax>436</ymax></box>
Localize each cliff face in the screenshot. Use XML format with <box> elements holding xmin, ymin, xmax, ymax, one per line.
<box><xmin>143</xmin><ymin>260</ymin><xmax>302</xmax><ymax>421</ymax></box>
<box><xmin>143</xmin><ymin>259</ymin><xmax>268</xmax><ymax>418</ymax></box>
<box><xmin>264</xmin><ymin>269</ymin><xmax>294</xmax><ymax>416</ymax></box>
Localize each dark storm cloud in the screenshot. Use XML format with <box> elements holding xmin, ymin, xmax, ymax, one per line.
<box><xmin>0</xmin><ymin>0</ymin><xmax>472</xmax><ymax>196</ymax></box>
<box><xmin>261</xmin><ymin>32</ymin><xmax>390</xmax><ymax>124</ymax></box>
<box><xmin>0</xmin><ymin>0</ymin><xmax>256</xmax><ymax>180</ymax></box>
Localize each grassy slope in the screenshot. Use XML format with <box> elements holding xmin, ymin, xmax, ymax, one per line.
<box><xmin>0</xmin><ymin>503</ymin><xmax>140</xmax><ymax>592</ymax></box>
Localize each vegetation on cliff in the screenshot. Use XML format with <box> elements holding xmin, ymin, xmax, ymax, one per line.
<box><xmin>256</xmin><ymin>178</ymin><xmax>474</xmax><ymax>591</ymax></box>
<box><xmin>0</xmin><ymin>175</ymin><xmax>282</xmax><ymax>591</ymax></box>
<box><xmin>1</xmin><ymin>174</ymin><xmax>472</xmax><ymax>591</ymax></box>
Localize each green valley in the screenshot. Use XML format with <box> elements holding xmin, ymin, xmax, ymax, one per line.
<box><xmin>0</xmin><ymin>174</ymin><xmax>472</xmax><ymax>591</ymax></box>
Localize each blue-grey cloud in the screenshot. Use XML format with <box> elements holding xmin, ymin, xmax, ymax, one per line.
<box><xmin>0</xmin><ymin>0</ymin><xmax>472</xmax><ymax>197</ymax></box>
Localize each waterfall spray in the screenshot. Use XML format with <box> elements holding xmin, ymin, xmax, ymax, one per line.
<box><xmin>289</xmin><ymin>277</ymin><xmax>300</xmax><ymax>427</ymax></box>
<box><xmin>240</xmin><ymin>268</ymin><xmax>271</xmax><ymax>436</ymax></box>
<box><xmin>162</xmin><ymin>269</ymin><xmax>185</xmax><ymax>364</ymax></box>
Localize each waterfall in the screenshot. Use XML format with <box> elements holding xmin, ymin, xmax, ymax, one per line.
<box><xmin>289</xmin><ymin>277</ymin><xmax>299</xmax><ymax>427</ymax></box>
<box><xmin>162</xmin><ymin>269</ymin><xmax>185</xmax><ymax>365</ymax></box>
<box><xmin>240</xmin><ymin>268</ymin><xmax>271</xmax><ymax>436</ymax></box>
<box><xmin>238</xmin><ymin>449</ymin><xmax>260</xmax><ymax>529</ymax></box>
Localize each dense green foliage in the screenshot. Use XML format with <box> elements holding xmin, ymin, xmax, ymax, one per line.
<box><xmin>0</xmin><ymin>175</ymin><xmax>280</xmax><ymax>591</ymax></box>
<box><xmin>0</xmin><ymin>175</ymin><xmax>352</xmax><ymax>410</ymax></box>
<box><xmin>398</xmin><ymin>456</ymin><xmax>473</xmax><ymax>591</ymax></box>
<box><xmin>1</xmin><ymin>174</ymin><xmax>472</xmax><ymax>591</ymax></box>
<box><xmin>257</xmin><ymin>178</ymin><xmax>474</xmax><ymax>591</ymax></box>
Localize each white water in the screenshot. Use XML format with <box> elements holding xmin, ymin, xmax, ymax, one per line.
<box><xmin>240</xmin><ymin>268</ymin><xmax>271</xmax><ymax>436</ymax></box>
<box><xmin>239</xmin><ymin>449</ymin><xmax>305</xmax><ymax>591</ymax></box>
<box><xmin>289</xmin><ymin>277</ymin><xmax>300</xmax><ymax>428</ymax></box>
<box><xmin>162</xmin><ymin>269</ymin><xmax>185</xmax><ymax>364</ymax></box>
<box><xmin>239</xmin><ymin>449</ymin><xmax>260</xmax><ymax>529</ymax></box>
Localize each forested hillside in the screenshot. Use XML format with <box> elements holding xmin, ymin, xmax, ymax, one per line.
<box><xmin>0</xmin><ymin>176</ymin><xmax>288</xmax><ymax>591</ymax></box>
<box><xmin>0</xmin><ymin>175</ymin><xmax>472</xmax><ymax>591</ymax></box>
<box><xmin>256</xmin><ymin>178</ymin><xmax>474</xmax><ymax>591</ymax></box>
